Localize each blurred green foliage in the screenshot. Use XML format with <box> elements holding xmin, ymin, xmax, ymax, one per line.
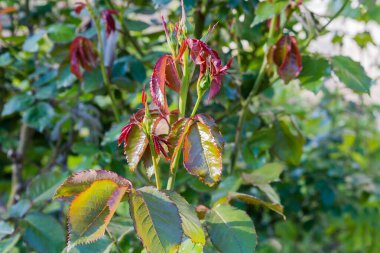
<box><xmin>0</xmin><ymin>0</ymin><xmax>379</xmax><ymax>252</ymax></box>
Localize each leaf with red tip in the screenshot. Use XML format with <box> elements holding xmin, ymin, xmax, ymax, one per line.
<box><xmin>53</xmin><ymin>169</ymin><xmax>132</xmax><ymax>199</ymax></box>
<box><xmin>68</xmin><ymin>180</ymin><xmax>128</xmax><ymax>248</ymax></box>
<box><xmin>273</xmin><ymin>35</ymin><xmax>302</xmax><ymax>83</ymax></box>
<box><xmin>118</xmin><ymin>123</ymin><xmax>136</xmax><ymax>147</ymax></box>
<box><xmin>165</xmin><ymin>57</ymin><xmax>181</xmax><ymax>92</ymax></box>
<box><xmin>74</xmin><ymin>2</ymin><xmax>86</xmax><ymax>15</ymax></box>
<box><xmin>101</xmin><ymin>9</ymin><xmax>118</xmax><ymax>37</ymax></box>
<box><xmin>183</xmin><ymin>122</ymin><xmax>223</xmax><ymax>186</ymax></box>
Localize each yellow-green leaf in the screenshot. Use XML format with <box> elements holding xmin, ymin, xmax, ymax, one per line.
<box><xmin>129</xmin><ymin>186</ymin><xmax>183</xmax><ymax>253</ymax></box>
<box><xmin>68</xmin><ymin>180</ymin><xmax>127</xmax><ymax>248</ymax></box>
<box><xmin>241</xmin><ymin>163</ymin><xmax>284</xmax><ymax>185</ymax></box>
<box><xmin>183</xmin><ymin>122</ymin><xmax>223</xmax><ymax>186</ymax></box>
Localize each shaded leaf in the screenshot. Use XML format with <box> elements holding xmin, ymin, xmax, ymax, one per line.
<box><xmin>183</xmin><ymin>122</ymin><xmax>223</xmax><ymax>186</ymax></box>
<box><xmin>0</xmin><ymin>221</ymin><xmax>14</xmax><ymax>240</ymax></box>
<box><xmin>206</xmin><ymin>205</ymin><xmax>257</xmax><ymax>253</ymax></box>
<box><xmin>0</xmin><ymin>233</ymin><xmax>20</xmax><ymax>253</ymax></box>
<box><xmin>271</xmin><ymin>120</ymin><xmax>304</xmax><ymax>165</ymax></box>
<box><xmin>22</xmin><ymin>102</ymin><xmax>55</xmax><ymax>132</ymax></box>
<box><xmin>128</xmin><ymin>186</ymin><xmax>183</xmax><ymax>253</ymax></box>
<box><xmin>24</xmin><ymin>213</ymin><xmax>65</xmax><ymax>253</ymax></box>
<box><xmin>251</xmin><ymin>1</ymin><xmax>289</xmax><ymax>27</ymax></box>
<box><xmin>1</xmin><ymin>94</ymin><xmax>34</xmax><ymax>117</ymax></box>
<box><xmin>47</xmin><ymin>24</ymin><xmax>76</xmax><ymax>43</ymax></box>
<box><xmin>298</xmin><ymin>55</ymin><xmax>330</xmax><ymax>93</ymax></box>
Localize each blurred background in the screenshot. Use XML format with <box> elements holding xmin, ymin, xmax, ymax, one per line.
<box><xmin>0</xmin><ymin>0</ymin><xmax>379</xmax><ymax>252</ymax></box>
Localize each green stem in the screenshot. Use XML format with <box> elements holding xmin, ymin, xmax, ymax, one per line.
<box><xmin>179</xmin><ymin>49</ymin><xmax>190</xmax><ymax>117</ymax></box>
<box><xmin>191</xmin><ymin>95</ymin><xmax>202</xmax><ymax>117</ymax></box>
<box><xmin>166</xmin><ymin>150</ymin><xmax>180</xmax><ymax>190</ymax></box>
<box><xmin>106</xmin><ymin>228</ymin><xmax>122</xmax><ymax>253</ymax></box>
<box><xmin>229</xmin><ymin>14</ymin><xmax>278</xmax><ymax>172</ymax></box>
<box><xmin>148</xmin><ymin>137</ymin><xmax>162</xmax><ymax>189</ymax></box>
<box><xmin>86</xmin><ymin>1</ymin><xmax>120</xmax><ymax>122</ymax></box>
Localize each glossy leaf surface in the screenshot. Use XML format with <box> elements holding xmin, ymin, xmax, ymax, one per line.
<box><xmin>183</xmin><ymin>122</ymin><xmax>223</xmax><ymax>186</ymax></box>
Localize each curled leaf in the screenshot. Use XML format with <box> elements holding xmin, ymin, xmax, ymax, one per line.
<box><xmin>69</xmin><ymin>36</ymin><xmax>97</xmax><ymax>80</ymax></box>
<box><xmin>101</xmin><ymin>9</ymin><xmax>118</xmax><ymax>37</ymax></box>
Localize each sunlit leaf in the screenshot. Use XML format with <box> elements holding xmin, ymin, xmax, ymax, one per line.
<box><xmin>68</xmin><ymin>180</ymin><xmax>128</xmax><ymax>247</ymax></box>
<box><xmin>183</xmin><ymin>122</ymin><xmax>223</xmax><ymax>186</ymax></box>
<box><xmin>128</xmin><ymin>186</ymin><xmax>183</xmax><ymax>253</ymax></box>
<box><xmin>165</xmin><ymin>191</ymin><xmax>205</xmax><ymax>245</ymax></box>
<box><xmin>229</xmin><ymin>192</ymin><xmax>285</xmax><ymax>219</ymax></box>
<box><xmin>206</xmin><ymin>205</ymin><xmax>257</xmax><ymax>253</ymax></box>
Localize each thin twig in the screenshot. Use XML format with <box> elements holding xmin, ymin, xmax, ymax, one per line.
<box><xmin>106</xmin><ymin>228</ymin><xmax>122</xmax><ymax>253</ymax></box>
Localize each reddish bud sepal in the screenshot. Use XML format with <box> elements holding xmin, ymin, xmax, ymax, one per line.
<box><xmin>273</xmin><ymin>35</ymin><xmax>302</xmax><ymax>84</ymax></box>
<box><xmin>150</xmin><ymin>55</ymin><xmax>181</xmax><ymax>115</ymax></box>
<box><xmin>74</xmin><ymin>2</ymin><xmax>86</xmax><ymax>14</ymax></box>
<box><xmin>186</xmin><ymin>39</ymin><xmax>232</xmax><ymax>99</ymax></box>
<box><xmin>101</xmin><ymin>9</ymin><xmax>118</xmax><ymax>37</ymax></box>
<box><xmin>69</xmin><ymin>36</ymin><xmax>98</xmax><ymax>80</ymax></box>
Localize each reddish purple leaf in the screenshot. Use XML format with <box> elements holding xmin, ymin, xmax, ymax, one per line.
<box><xmin>273</xmin><ymin>35</ymin><xmax>302</xmax><ymax>83</ymax></box>
<box><xmin>150</xmin><ymin>55</ymin><xmax>181</xmax><ymax>115</ymax></box>
<box><xmin>101</xmin><ymin>9</ymin><xmax>118</xmax><ymax>37</ymax></box>
<box><xmin>74</xmin><ymin>2</ymin><xmax>86</xmax><ymax>15</ymax></box>
<box><xmin>69</xmin><ymin>36</ymin><xmax>98</xmax><ymax>80</ymax></box>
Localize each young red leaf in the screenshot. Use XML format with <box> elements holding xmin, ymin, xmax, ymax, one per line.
<box><xmin>69</xmin><ymin>36</ymin><xmax>97</xmax><ymax>80</ymax></box>
<box><xmin>101</xmin><ymin>9</ymin><xmax>118</xmax><ymax>37</ymax></box>
<box><xmin>273</xmin><ymin>35</ymin><xmax>302</xmax><ymax>83</ymax></box>
<box><xmin>150</xmin><ymin>55</ymin><xmax>180</xmax><ymax>115</ymax></box>
<box><xmin>74</xmin><ymin>2</ymin><xmax>86</xmax><ymax>14</ymax></box>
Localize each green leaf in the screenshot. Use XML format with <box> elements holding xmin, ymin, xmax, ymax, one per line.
<box><xmin>0</xmin><ymin>233</ymin><xmax>20</xmax><ymax>253</ymax></box>
<box><xmin>9</xmin><ymin>199</ymin><xmax>31</xmax><ymax>218</ymax></box>
<box><xmin>22</xmin><ymin>31</ymin><xmax>45</xmax><ymax>52</ymax></box>
<box><xmin>179</xmin><ymin>238</ymin><xmax>203</xmax><ymax>253</ymax></box>
<box><xmin>241</xmin><ymin>163</ymin><xmax>284</xmax><ymax>185</ymax></box>
<box><xmin>125</xmin><ymin>19</ymin><xmax>150</xmax><ymax>31</ymax></box>
<box><xmin>47</xmin><ymin>24</ymin><xmax>76</xmax><ymax>43</ymax></box>
<box><xmin>353</xmin><ymin>31</ymin><xmax>374</xmax><ymax>48</ymax></box>
<box><xmin>271</xmin><ymin>120</ymin><xmax>304</xmax><ymax>165</ymax></box>
<box><xmin>27</xmin><ymin>170</ymin><xmax>68</xmax><ymax>204</ymax></box>
<box><xmin>183</xmin><ymin>122</ymin><xmax>223</xmax><ymax>186</ymax></box>
<box><xmin>22</xmin><ymin>102</ymin><xmax>55</xmax><ymax>132</ymax></box>
<box><xmin>229</xmin><ymin>192</ymin><xmax>285</xmax><ymax>219</ymax></box>
<box><xmin>331</xmin><ymin>56</ymin><xmax>371</xmax><ymax>94</ymax></box>
<box><xmin>206</xmin><ymin>205</ymin><xmax>257</xmax><ymax>253</ymax></box>
<box><xmin>251</xmin><ymin>1</ymin><xmax>289</xmax><ymax>27</ymax></box>
<box><xmin>211</xmin><ymin>175</ymin><xmax>242</xmax><ymax>205</ymax></box>
<box><xmin>128</xmin><ymin>186</ymin><xmax>183</xmax><ymax>253</ymax></box>
<box><xmin>298</xmin><ymin>55</ymin><xmax>330</xmax><ymax>93</ymax></box>
<box><xmin>165</xmin><ymin>191</ymin><xmax>205</xmax><ymax>245</ymax></box>
<box><xmin>124</xmin><ymin>125</ymin><xmax>148</xmax><ymax>172</ymax></box>
<box><xmin>68</xmin><ymin>180</ymin><xmax>128</xmax><ymax>248</ymax></box>
<box><xmin>83</xmin><ymin>67</ymin><xmax>104</xmax><ymax>92</ymax></box>
<box><xmin>0</xmin><ymin>52</ymin><xmax>12</xmax><ymax>67</ymax></box>
<box><xmin>0</xmin><ymin>221</ymin><xmax>14</xmax><ymax>240</ymax></box>
<box><xmin>2</xmin><ymin>94</ymin><xmax>34</xmax><ymax>117</ymax></box>
<box><xmin>71</xmin><ymin>237</ymin><xmax>113</xmax><ymax>253</ymax></box>
<box><xmin>23</xmin><ymin>213</ymin><xmax>65</xmax><ymax>253</ymax></box>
